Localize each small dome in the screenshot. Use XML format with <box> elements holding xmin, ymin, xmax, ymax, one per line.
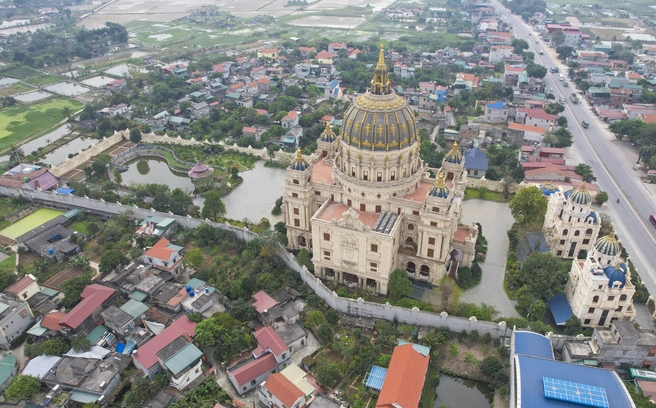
<box><xmin>585</xmin><ymin>211</ymin><xmax>598</xmax><ymax>224</ymax></box>
<box><xmin>541</xmin><ymin>182</ymin><xmax>558</xmax><ymax>196</ymax></box>
<box><xmin>444</xmin><ymin>142</ymin><xmax>463</xmax><ymax>164</ymax></box>
<box><xmin>290</xmin><ymin>149</ymin><xmax>309</xmax><ymax>171</ymax></box>
<box><xmin>567</xmin><ymin>182</ymin><xmax>592</xmax><ymax>205</ymax></box>
<box><xmin>594</xmin><ymin>231</ymin><xmax>621</xmax><ymax>256</ymax></box>
<box><xmin>320</xmin><ymin>122</ymin><xmax>337</xmax><ymax>143</ymax></box>
<box><xmin>604</xmin><ymin>263</ymin><xmax>627</xmax><ymax>288</ymax></box>
<box><xmin>428</xmin><ymin>172</ymin><xmax>450</xmax><ymax>198</ymax></box>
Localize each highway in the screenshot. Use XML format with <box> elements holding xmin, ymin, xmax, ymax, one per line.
<box><xmin>489</xmin><ymin>0</ymin><xmax>656</xmax><ymax>295</ymax></box>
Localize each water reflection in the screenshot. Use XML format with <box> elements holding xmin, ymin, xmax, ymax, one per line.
<box><xmin>41</xmin><ymin>137</ymin><xmax>96</xmax><ymax>166</ymax></box>
<box><xmin>121</xmin><ymin>157</ymin><xmax>194</xmax><ymax>192</ymax></box>
<box><xmin>0</xmin><ymin>125</ymin><xmax>72</xmax><ymax>162</ymax></box>
<box><xmin>434</xmin><ymin>375</ymin><xmax>493</xmax><ymax>408</ymax></box>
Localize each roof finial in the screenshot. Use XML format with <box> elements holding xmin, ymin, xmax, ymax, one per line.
<box><xmin>378</xmin><ymin>43</ymin><xmax>385</xmax><ymax>66</ymax></box>
<box><xmin>435</xmin><ymin>171</ymin><xmax>445</xmax><ymax>186</ymax></box>
<box><xmin>580</xmin><ymin>181</ymin><xmax>587</xmax><ymax>191</ymax></box>
<box><xmin>295</xmin><ymin>148</ymin><xmax>302</xmax><ymax>159</ymax></box>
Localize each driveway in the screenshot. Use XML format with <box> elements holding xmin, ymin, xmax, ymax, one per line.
<box><xmin>459</xmin><ymin>199</ymin><xmax>519</xmax><ymax>318</ymax></box>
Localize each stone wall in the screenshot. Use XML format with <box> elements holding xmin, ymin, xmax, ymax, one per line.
<box><xmin>466</xmin><ymin>177</ymin><xmax>528</xmax><ymax>194</ymax></box>
<box><xmin>50</xmin><ymin>132</ymin><xmax>125</xmax><ymax>177</ymax></box>
<box><xmin>0</xmin><ymin>186</ymin><xmax>510</xmax><ymax>338</ymax></box>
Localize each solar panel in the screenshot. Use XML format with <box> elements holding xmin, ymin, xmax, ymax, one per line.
<box><xmin>542</xmin><ymin>377</ymin><xmax>609</xmax><ymax>408</ymax></box>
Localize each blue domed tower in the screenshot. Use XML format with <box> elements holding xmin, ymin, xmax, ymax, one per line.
<box><xmin>317</xmin><ymin>122</ymin><xmax>338</xmax><ymax>160</ymax></box>
<box><xmin>440</xmin><ymin>142</ymin><xmax>466</xmax><ymax>198</ymax></box>
<box><xmin>590</xmin><ymin>230</ymin><xmax>622</xmax><ymax>266</ymax></box>
<box><xmin>543</xmin><ymin>182</ymin><xmax>601</xmax><ymax>259</ymax></box>
<box><xmin>283</xmin><ymin>148</ymin><xmax>315</xmax><ymax>250</ymax></box>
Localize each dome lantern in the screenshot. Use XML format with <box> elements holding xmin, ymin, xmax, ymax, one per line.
<box><xmin>428</xmin><ymin>172</ymin><xmax>450</xmax><ymax>198</ymax></box>
<box><xmin>290</xmin><ymin>148</ymin><xmax>309</xmax><ymax>171</ymax></box>
<box><xmin>444</xmin><ymin>141</ymin><xmax>463</xmax><ymax>164</ymax></box>
<box><xmin>320</xmin><ymin>122</ymin><xmax>337</xmax><ymax>143</ymax></box>
<box><xmin>593</xmin><ymin>230</ymin><xmax>621</xmax><ymax>256</ymax></box>
<box><xmin>566</xmin><ymin>182</ymin><xmax>592</xmax><ymax>205</ymax></box>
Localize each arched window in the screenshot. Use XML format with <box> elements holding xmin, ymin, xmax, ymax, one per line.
<box><xmin>406</xmin><ymin>262</ymin><xmax>416</xmax><ymax>274</ymax></box>
<box><xmin>574</xmin><ymin>230</ymin><xmax>580</xmax><ymax>237</ymax></box>
<box><xmin>593</xmin><ymin>296</ymin><xmax>599</xmax><ymax>303</ymax></box>
<box><xmin>620</xmin><ymin>294</ymin><xmax>627</xmax><ymax>301</ymax></box>
<box><xmin>562</xmin><ymin>229</ymin><xmax>568</xmax><ymax>236</ymax></box>
<box><xmin>420</xmin><ymin>265</ymin><xmax>430</xmax><ymax>277</ymax></box>
<box><xmin>407</xmin><ymin>223</ymin><xmax>415</xmax><ymax>231</ymax></box>
<box><xmin>586</xmin><ymin>228</ymin><xmax>593</xmax><ymax>236</ymax></box>
<box><xmin>298</xmin><ymin>236</ymin><xmax>307</xmax><ymax>247</ymax></box>
<box><xmin>406</xmin><ymin>237</ymin><xmax>415</xmax><ymax>244</ymax></box>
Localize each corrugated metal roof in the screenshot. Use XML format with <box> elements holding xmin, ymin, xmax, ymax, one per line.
<box><xmin>514</xmin><ymin>331</ymin><xmax>554</xmax><ymax>360</ymax></box>
<box><xmin>129</xmin><ymin>290</ymin><xmax>149</xmax><ymax>302</ymax></box>
<box><xmin>70</xmin><ymin>391</ymin><xmax>99</xmax><ymax>403</ymax></box>
<box><xmin>120</xmin><ymin>299</ymin><xmax>149</xmax><ymax>319</ymax></box>
<box><xmin>163</xmin><ymin>343</ymin><xmax>203</xmax><ymax>376</ymax></box>
<box><xmin>0</xmin><ymin>354</ymin><xmax>16</xmax><ymax>386</ymax></box>
<box><xmin>86</xmin><ymin>325</ymin><xmax>108</xmax><ymax>345</ymax></box>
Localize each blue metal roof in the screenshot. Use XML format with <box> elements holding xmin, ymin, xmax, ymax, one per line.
<box><xmin>486</xmin><ymin>101</ymin><xmax>504</xmax><ymax>109</ymax></box>
<box><xmin>514</xmin><ymin>331</ymin><xmax>553</xmax><ymax>360</ymax></box>
<box><xmin>548</xmin><ymin>293</ymin><xmax>574</xmax><ymax>326</ymax></box>
<box><xmin>364</xmin><ymin>365</ymin><xmax>387</xmax><ymax>390</ymax></box>
<box><xmin>515</xmin><ymin>355</ymin><xmax>633</xmax><ymax>408</ymax></box>
<box><xmin>463</xmin><ymin>148</ymin><xmax>489</xmax><ymax>171</ymax></box>
<box><xmin>56</xmin><ymin>188</ymin><xmax>76</xmax><ymax>195</ymax></box>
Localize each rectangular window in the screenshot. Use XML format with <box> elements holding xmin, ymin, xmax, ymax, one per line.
<box><xmin>560</xmin><ymin>240</ymin><xmax>566</xmax><ymax>245</ymax></box>
<box><xmin>430</xmin><ymin>221</ymin><xmax>437</xmax><ymax>227</ymax></box>
<box><xmin>413</xmin><ymin>211</ymin><xmax>419</xmax><ymax>216</ymax></box>
<box><xmin>584</xmin><ymin>319</ymin><xmax>591</xmax><ymax>325</ymax></box>
<box><xmin>360</xmin><ymin>204</ymin><xmax>366</xmax><ymax>211</ymax></box>
<box><xmin>588</xmin><ymin>307</ymin><xmax>595</xmax><ymax>314</ymax></box>
<box><xmin>427</xmin><ymin>248</ymin><xmax>434</xmax><ymax>257</ymax></box>
<box><xmin>370</xmin><ymin>262</ymin><xmax>377</xmax><ymax>272</ymax></box>
<box><xmin>377</xmin><ymin>172</ymin><xmax>382</xmax><ymax>182</ymax></box>
<box><xmin>293</xmin><ymin>208</ymin><xmax>299</xmax><ymax>215</ymax></box>
<box><xmin>375</xmin><ymin>205</ymin><xmax>382</xmax><ymax>213</ymax></box>
<box><xmin>347</xmin><ymin>199</ymin><xmax>352</xmax><ymax>206</ymax></box>
<box><xmin>428</xmin><ymin>237</ymin><xmax>436</xmax><ymax>245</ymax></box>
<box><xmin>323</xmin><ymin>233</ymin><xmax>330</xmax><ymax>241</ymax></box>
<box><xmin>293</xmin><ymin>179</ymin><xmax>299</xmax><ymax>184</ymax></box>
<box><xmin>583</xmin><ymin>239</ymin><xmax>590</xmax><ymax>244</ymax></box>
<box><xmin>432</xmin><ymin>206</ymin><xmax>439</xmax><ymax>212</ymax></box>
<box><xmin>391</xmin><ymin>171</ymin><xmax>396</xmax><ymax>181</ymax></box>
<box><xmin>363</xmin><ymin>171</ymin><xmax>368</xmax><ymax>181</ymax></box>
<box><xmin>608</xmin><ymin>296</ymin><xmax>615</xmax><ymax>301</ymax></box>
<box><xmin>292</xmin><ymin>193</ymin><xmax>298</xmax><ymax>198</ymax></box>
<box><xmin>315</xmin><ymin>191</ymin><xmax>321</xmax><ymax>196</ymax></box>
<box><xmin>294</xmin><ymin>219</ymin><xmax>300</xmax><ymax>227</ymax></box>
<box><xmin>474</xmin><ymin>170</ymin><xmax>479</xmax><ymax>176</ymax></box>
<box><xmin>371</xmin><ymin>244</ymin><xmax>378</xmax><ymax>253</ymax></box>
<box><xmin>323</xmin><ymin>250</ymin><xmax>331</xmax><ymax>261</ymax></box>
<box><xmin>352</xmin><ymin>168</ymin><xmax>356</xmax><ymax>177</ymax></box>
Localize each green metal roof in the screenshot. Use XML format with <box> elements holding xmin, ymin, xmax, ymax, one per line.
<box><xmin>158</xmin><ymin>218</ymin><xmax>176</xmax><ymax>227</ymax></box>
<box><xmin>40</xmin><ymin>287</ymin><xmax>59</xmax><ymax>297</ymax></box>
<box><xmin>167</xmin><ymin>244</ymin><xmax>183</xmax><ymax>252</ymax></box>
<box><xmin>120</xmin><ymin>299</ymin><xmax>149</xmax><ymax>319</ymax></box>
<box><xmin>129</xmin><ymin>290</ymin><xmax>149</xmax><ymax>302</ymax></box>
<box><xmin>86</xmin><ymin>325</ymin><xmax>108</xmax><ymax>345</ymax></box>
<box><xmin>27</xmin><ymin>323</ymin><xmax>48</xmax><ymax>336</ymax></box>
<box><xmin>0</xmin><ymin>354</ymin><xmax>16</xmax><ymax>387</ymax></box>
<box><xmin>70</xmin><ymin>391</ymin><xmax>99</xmax><ymax>403</ymax></box>
<box><xmin>164</xmin><ymin>343</ymin><xmax>203</xmax><ymax>376</ymax></box>
<box><xmin>63</xmin><ymin>209</ymin><xmax>80</xmax><ymax>219</ymax></box>
<box><xmin>0</xmin><ymin>303</ymin><xmax>9</xmax><ymax>316</ymax></box>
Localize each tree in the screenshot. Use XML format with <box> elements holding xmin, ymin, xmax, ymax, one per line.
<box><xmin>480</xmin><ymin>356</ymin><xmax>508</xmax><ymax>385</ymax></box>
<box><xmin>71</xmin><ymin>337</ymin><xmax>92</xmax><ymax>352</ymax></box>
<box><xmin>129</xmin><ymin>127</ymin><xmax>142</xmax><ymax>143</ymax></box>
<box><xmin>521</xmin><ymin>252</ymin><xmax>570</xmax><ymax>300</ymax></box>
<box><xmin>509</xmin><ymin>186</ymin><xmax>548</xmax><ymax>225</ymax></box>
<box><xmin>556</xmin><ymin>45</ymin><xmax>574</xmax><ymax>59</ymax></box>
<box><xmin>62</xmin><ymin>106</ymin><xmax>73</xmax><ymax>121</ymax></box>
<box><xmin>526</xmin><ymin>63</ymin><xmax>547</xmax><ymax>79</ymax></box>
<box><xmin>564</xmin><ymin>315</ymin><xmax>583</xmax><ymax>336</ymax></box>
<box><xmin>4</xmin><ymin>375</ymin><xmax>41</xmax><ymax>401</ymax></box>
<box><xmin>90</xmin><ymin>153</ymin><xmax>111</xmax><ymax>179</ymax></box>
<box><xmin>388</xmin><ymin>268</ymin><xmax>412</xmax><ymax>301</ymax></box>
<box><xmin>575</xmin><ymin>163</ymin><xmax>596</xmax><ymax>182</ymax></box>
<box><xmin>595</xmin><ymin>191</ymin><xmax>609</xmax><ymax>205</ymax></box>
<box><xmin>178</xmin><ymin>101</ymin><xmax>192</xmax><ymax>114</ymax></box>
<box><xmin>304</xmin><ymin>310</ymin><xmax>325</xmax><ymax>328</ymax></box>
<box><xmin>557</xmin><ymin>116</ymin><xmax>568</xmax><ymax>126</ymax></box>
<box><xmin>99</xmin><ymin>249</ymin><xmax>123</xmax><ymax>274</ymax></box>
<box><xmin>184</xmin><ymin>248</ymin><xmax>204</xmax><ymax>270</ymax></box>
<box><xmin>61</xmin><ymin>274</ymin><xmax>93</xmax><ymax>308</ymax></box>
<box><xmin>528</xmin><ymin>300</ymin><xmax>546</xmax><ymax>321</ymax></box>
<box><xmin>123</xmin><ymin>377</ymin><xmax>159</xmax><ymax>408</ymax></box>
<box><xmin>228</xmin><ymin>299</ymin><xmax>257</xmax><ymax>322</ymax></box>
<box><xmin>202</xmin><ymin>190</ymin><xmax>226</xmax><ymax>221</ymax></box>
<box><xmin>552</xmin><ymin>29</ymin><xmax>565</xmax><ymax>46</ymax></box>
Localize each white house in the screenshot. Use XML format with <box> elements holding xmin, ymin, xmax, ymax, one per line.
<box><xmin>489</xmin><ymin>45</ymin><xmax>513</xmax><ymax>63</ymax></box>
<box><xmin>258</xmin><ymin>373</ymin><xmax>306</xmax><ymax>408</ymax></box>
<box><xmin>143</xmin><ymin>238</ymin><xmax>184</xmax><ymax>276</ymax></box>
<box><xmin>4</xmin><ymin>274</ymin><xmax>40</xmax><ymax>301</ymax></box>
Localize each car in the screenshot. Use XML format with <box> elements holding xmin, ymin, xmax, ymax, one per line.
<box><xmin>529</xmin><ymin>33</ymin><xmax>532</xmax><ymax>36</ymax></box>
<box><xmin>535</xmin><ymin>40</ymin><xmax>539</xmax><ymax>44</ymax></box>
<box><xmin>550</xmin><ymin>87</ymin><xmax>554</xmax><ymax>93</ymax></box>
<box><xmin>559</xmin><ymin>98</ymin><xmax>566</xmax><ymax>104</ymax></box>
<box><xmin>539</xmin><ymin>51</ymin><xmax>544</xmax><ymax>55</ymax></box>
<box><xmin>563</xmin><ymin>81</ymin><xmax>569</xmax><ymax>87</ymax></box>
<box><xmin>582</xmin><ymin>120</ymin><xmax>590</xmax><ymax>128</ymax></box>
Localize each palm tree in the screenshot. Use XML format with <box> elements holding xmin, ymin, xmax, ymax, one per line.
<box><xmin>62</xmin><ymin>106</ymin><xmax>72</xmax><ymax>121</ymax></box>
<box><xmin>9</xmin><ymin>145</ymin><xmax>24</xmax><ymax>164</ymax></box>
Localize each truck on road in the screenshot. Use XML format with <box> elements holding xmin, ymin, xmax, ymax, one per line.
<box><xmin>570</xmin><ymin>93</ymin><xmax>579</xmax><ymax>103</ymax></box>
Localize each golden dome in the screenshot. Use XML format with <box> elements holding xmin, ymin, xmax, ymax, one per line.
<box><xmin>320</xmin><ymin>122</ymin><xmax>337</xmax><ymax>143</ymax></box>
<box><xmin>444</xmin><ymin>142</ymin><xmax>463</xmax><ymax>164</ymax></box>
<box><xmin>290</xmin><ymin>148</ymin><xmax>309</xmax><ymax>171</ymax></box>
<box><xmin>340</xmin><ymin>45</ymin><xmax>418</xmax><ymax>151</ymax></box>
<box><xmin>429</xmin><ymin>172</ymin><xmax>450</xmax><ymax>198</ymax></box>
<box><xmin>594</xmin><ymin>230</ymin><xmax>621</xmax><ymax>256</ymax></box>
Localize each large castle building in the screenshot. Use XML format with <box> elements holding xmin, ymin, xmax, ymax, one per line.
<box><xmin>565</xmin><ymin>232</ymin><xmax>636</xmax><ymax>327</ymax></box>
<box><xmin>542</xmin><ymin>182</ymin><xmax>601</xmax><ymax>259</ymax></box>
<box><xmin>281</xmin><ymin>45</ymin><xmax>478</xmax><ymax>295</ymax></box>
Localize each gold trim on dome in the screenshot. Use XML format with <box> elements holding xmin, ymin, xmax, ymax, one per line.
<box><xmin>357</xmin><ymin>152</ymin><xmax>360</xmax><ymax>159</ymax></box>
<box><xmin>347</xmin><ymin>118</ymin><xmax>352</xmax><ymax>127</ymax></box>
<box><xmin>365</xmin><ymin>124</ymin><xmax>372</xmax><ymax>135</ymax></box>
<box><xmin>370</xmin><ymin>155</ymin><xmax>374</xmax><ymax>163</ymax></box>
<box><xmin>386</xmin><ymin>154</ymin><xmax>389</xmax><ymax>162</ymax></box>
<box><xmin>400</xmin><ymin>122</ymin><xmax>407</xmax><ymax>132</ymax></box>
<box><xmin>375</xmin><ymin>140</ymin><xmax>385</xmax><ymax>149</ymax></box>
<box><xmin>390</xmin><ymin>123</ymin><xmax>397</xmax><ymax>133</ymax></box>
<box><xmin>389</xmin><ymin>139</ymin><xmax>398</xmax><ymax>148</ymax></box>
<box><xmin>401</xmin><ymin>137</ymin><xmax>409</xmax><ymax>147</ymax></box>
<box><xmin>399</xmin><ymin>152</ymin><xmax>403</xmax><ymax>160</ymax></box>
<box><xmin>354</xmin><ymin>122</ymin><xmax>361</xmax><ymax>132</ymax></box>
<box><xmin>363</xmin><ymin>140</ymin><xmax>371</xmax><ymax>147</ymax></box>
<box><xmin>377</xmin><ymin>125</ymin><xmax>384</xmax><ymax>135</ymax></box>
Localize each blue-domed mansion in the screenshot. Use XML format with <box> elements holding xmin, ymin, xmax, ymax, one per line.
<box><xmin>282</xmin><ymin>47</ymin><xmax>479</xmax><ymax>293</ymax></box>
<box><xmin>542</xmin><ymin>182</ymin><xmax>601</xmax><ymax>259</ymax></box>
<box><xmin>565</xmin><ymin>231</ymin><xmax>636</xmax><ymax>327</ymax></box>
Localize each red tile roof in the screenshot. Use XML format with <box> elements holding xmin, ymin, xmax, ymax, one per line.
<box><xmin>230</xmin><ymin>353</ymin><xmax>277</xmax><ymax>387</ymax></box>
<box><xmin>144</xmin><ymin>238</ymin><xmax>176</xmax><ymax>261</ymax></box>
<box><xmin>252</xmin><ymin>291</ymin><xmax>277</xmax><ymax>314</ymax></box>
<box><xmin>283</xmin><ymin>110</ymin><xmax>298</xmax><ymax>121</ymax></box>
<box><xmin>133</xmin><ymin>316</ymin><xmax>196</xmax><ymax>370</ymax></box>
<box><xmin>517</xmin><ymin>108</ymin><xmax>556</xmax><ymax>121</ymax></box>
<box><xmin>41</xmin><ymin>311</ymin><xmax>66</xmax><ymax>331</ymax></box>
<box><xmin>316</xmin><ymin>50</ymin><xmax>336</xmax><ymax>59</ymax></box>
<box><xmin>508</xmin><ymin>122</ymin><xmax>546</xmax><ymax>133</ymax></box>
<box><xmin>253</xmin><ymin>327</ymin><xmax>289</xmax><ymax>358</ymax></box>
<box><xmin>376</xmin><ymin>344</ymin><xmax>429</xmax><ymax>408</ymax></box>
<box><xmin>59</xmin><ymin>284</ymin><xmax>115</xmax><ymax>330</ymax></box>
<box><xmin>264</xmin><ymin>373</ymin><xmax>304</xmax><ymax>407</ymax></box>
<box><xmin>5</xmin><ymin>275</ymin><xmax>37</xmax><ymax>295</ymax></box>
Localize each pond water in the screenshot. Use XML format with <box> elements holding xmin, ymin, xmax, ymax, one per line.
<box><xmin>433</xmin><ymin>375</ymin><xmax>494</xmax><ymax>408</ymax></box>
<box><xmin>41</xmin><ymin>137</ymin><xmax>96</xmax><ymax>166</ymax></box>
<box><xmin>120</xmin><ymin>157</ymin><xmax>195</xmax><ymax>192</ymax></box>
<box><xmin>0</xmin><ymin>125</ymin><xmax>73</xmax><ymax>162</ymax></box>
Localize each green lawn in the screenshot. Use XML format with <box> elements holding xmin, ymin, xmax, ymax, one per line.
<box><xmin>68</xmin><ymin>220</ymin><xmax>91</xmax><ymax>235</ymax></box>
<box><xmin>464</xmin><ymin>187</ymin><xmax>509</xmax><ymax>202</ymax></box>
<box><xmin>0</xmin><ymin>253</ymin><xmax>16</xmax><ymax>275</ymax></box>
<box><xmin>0</xmin><ymin>208</ymin><xmax>64</xmax><ymax>239</ymax></box>
<box><xmin>0</xmin><ymin>83</ymin><xmax>33</xmax><ymax>97</ymax></box>
<box><xmin>0</xmin><ymin>98</ymin><xmax>83</xmax><ymax>150</ymax></box>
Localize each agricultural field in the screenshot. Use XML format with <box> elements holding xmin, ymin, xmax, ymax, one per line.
<box><xmin>0</xmin><ymin>66</ymin><xmax>63</xmax><ymax>87</ymax></box>
<box><xmin>0</xmin><ymin>98</ymin><xmax>83</xmax><ymax>151</ymax></box>
<box><xmin>0</xmin><ymin>82</ymin><xmax>33</xmax><ymax>97</ymax></box>
<box><xmin>0</xmin><ymin>208</ymin><xmax>64</xmax><ymax>240</ymax></box>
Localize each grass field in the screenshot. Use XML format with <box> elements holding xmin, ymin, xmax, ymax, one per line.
<box><xmin>0</xmin><ymin>98</ymin><xmax>83</xmax><ymax>151</ymax></box>
<box><xmin>0</xmin><ymin>83</ymin><xmax>33</xmax><ymax>97</ymax></box>
<box><xmin>0</xmin><ymin>208</ymin><xmax>64</xmax><ymax>239</ymax></box>
<box><xmin>0</xmin><ymin>66</ymin><xmax>61</xmax><ymax>86</ymax></box>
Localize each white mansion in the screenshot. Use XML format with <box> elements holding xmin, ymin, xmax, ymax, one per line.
<box><xmin>281</xmin><ymin>45</ymin><xmax>478</xmax><ymax>295</ymax></box>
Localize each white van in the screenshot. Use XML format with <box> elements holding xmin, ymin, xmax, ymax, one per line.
<box><xmin>558</xmin><ymin>73</ymin><xmax>564</xmax><ymax>81</ymax></box>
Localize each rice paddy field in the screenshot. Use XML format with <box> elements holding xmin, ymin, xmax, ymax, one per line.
<box><xmin>0</xmin><ymin>208</ymin><xmax>64</xmax><ymax>240</ymax></box>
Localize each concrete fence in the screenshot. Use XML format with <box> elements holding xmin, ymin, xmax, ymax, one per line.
<box><xmin>50</xmin><ymin>132</ymin><xmax>126</xmax><ymax>177</ymax></box>
<box><xmin>465</xmin><ymin>177</ymin><xmax>528</xmax><ymax>194</ymax></box>
<box><xmin>0</xmin><ymin>186</ymin><xmax>510</xmax><ymax>338</ymax></box>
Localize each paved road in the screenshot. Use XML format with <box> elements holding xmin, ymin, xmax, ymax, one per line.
<box><xmin>460</xmin><ymin>200</ymin><xmax>519</xmax><ymax>318</ymax></box>
<box><xmin>491</xmin><ymin>0</ymin><xmax>656</xmax><ymax>297</ymax></box>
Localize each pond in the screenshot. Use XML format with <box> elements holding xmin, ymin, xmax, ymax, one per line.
<box><xmin>120</xmin><ymin>157</ymin><xmax>195</xmax><ymax>192</ymax></box>
<box><xmin>0</xmin><ymin>125</ymin><xmax>73</xmax><ymax>162</ymax></box>
<box><xmin>41</xmin><ymin>137</ymin><xmax>96</xmax><ymax>166</ymax></box>
<box><xmin>434</xmin><ymin>375</ymin><xmax>494</xmax><ymax>408</ymax></box>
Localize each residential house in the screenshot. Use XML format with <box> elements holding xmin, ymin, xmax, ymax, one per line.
<box><xmin>0</xmin><ymin>295</ymin><xmax>34</xmax><ymax>349</ymax></box>
<box><xmin>316</xmin><ymin>50</ymin><xmax>336</xmax><ymax>65</ymax></box>
<box><xmin>283</xmin><ymin>126</ymin><xmax>303</xmax><ymax>149</ymax></box>
<box><xmin>516</xmin><ymin>108</ymin><xmax>556</xmax><ymax>128</ymax></box>
<box><xmin>592</xmin><ymin>321</ymin><xmax>656</xmax><ymax>368</ymax></box>
<box><xmin>16</xmin><ymin>218</ymin><xmax>79</xmax><ymax>262</ymax></box>
<box><xmin>453</xmin><ymin>73</ymin><xmax>479</xmax><ymax>94</ymax></box>
<box><xmin>257</xmin><ymin>77</ymin><xmax>272</xmax><ymax>93</ymax></box>
<box><xmin>99</xmin><ymin>103</ymin><xmax>129</xmax><ymax>117</ymax></box>
<box><xmin>258</xmin><ymin>48</ymin><xmax>279</xmax><ymax>60</ymax></box>
<box><xmin>136</xmin><ymin>216</ymin><xmax>178</xmax><ymax>238</ymax></box>
<box><xmin>143</xmin><ymin>238</ymin><xmax>184</xmax><ymax>277</ymax></box>
<box><xmin>328</xmin><ymin>42</ymin><xmax>347</xmax><ymax>53</ymax></box>
<box><xmin>154</xmin><ymin>283</ymin><xmax>187</xmax><ymax>313</ymax></box>
<box><xmin>253</xmin><ymin>291</ymin><xmax>283</xmax><ymax>324</ymax></box>
<box><xmin>242</xmin><ymin>126</ymin><xmax>265</xmax><ymax>141</ymax></box>
<box><xmin>101</xmin><ymin>299</ymin><xmax>148</xmax><ymax>335</ymax></box>
<box><xmin>375</xmin><ymin>342</ymin><xmax>429</xmax><ymax>408</ymax></box>
<box><xmin>394</xmin><ymin>62</ymin><xmax>415</xmax><ymax>79</ymax></box>
<box><xmin>484</xmin><ymin>101</ymin><xmax>508</xmax><ymax>123</ymax></box>
<box><xmin>0</xmin><ymin>354</ymin><xmax>16</xmax><ymax>393</ymax></box>
<box><xmin>185</xmin><ymin>77</ymin><xmax>206</xmax><ymax>88</ymax></box>
<box><xmin>168</xmin><ymin>116</ymin><xmax>191</xmax><ymax>131</ymax></box>
<box><xmin>281</xmin><ymin>110</ymin><xmax>300</xmax><ymax>129</ymax></box>
<box><xmin>323</xmin><ymin>79</ymin><xmax>341</xmax><ymax>99</ymax></box>
<box><xmin>226</xmin><ymin>93</ymin><xmax>254</xmax><ymax>108</ymax></box>
<box><xmin>563</xmin><ymin>30</ymin><xmax>583</xmax><ymax>47</ymax></box>
<box><xmin>348</xmin><ymin>49</ymin><xmax>361</xmax><ymax>60</ymax></box>
<box><xmin>106</xmin><ymin>78</ymin><xmax>127</xmax><ymax>91</ymax></box>
<box><xmin>258</xmin><ymin>373</ymin><xmax>306</xmax><ymax>408</ymax></box>
<box><xmin>251</xmin><ymin>66</ymin><xmax>267</xmax><ymax>80</ymax></box>
<box><xmin>274</xmin><ymin>322</ymin><xmax>308</xmax><ymax>353</ymax></box>
<box><xmin>42</xmin><ymin>354</ymin><xmax>132</xmax><ymax>405</ymax></box>
<box><xmin>507</xmin><ymin>122</ymin><xmax>545</xmax><ymax>145</ymax></box>
<box><xmin>4</xmin><ymin>274</ymin><xmax>40</xmax><ymax>301</ymax></box>
<box><xmin>161</xmin><ymin>63</ymin><xmax>187</xmax><ymax>77</ymax></box>
<box><xmin>58</xmin><ymin>284</ymin><xmax>116</xmax><ymax>335</ymax></box>
<box><xmin>463</xmin><ymin>148</ymin><xmax>489</xmax><ymax>179</ymax></box>
<box><xmin>156</xmin><ymin>335</ymin><xmax>204</xmax><ymax>390</ymax></box>
<box><xmin>298</xmin><ymin>46</ymin><xmax>316</xmax><ymax>58</ymax></box>
<box><xmin>132</xmin><ymin>316</ymin><xmax>196</xmax><ymax>379</ymax></box>
<box><xmin>191</xmin><ymin>102</ymin><xmax>210</xmax><ymax>119</ymax></box>
<box><xmin>489</xmin><ymin>45</ymin><xmax>513</xmax><ymax>63</ymax></box>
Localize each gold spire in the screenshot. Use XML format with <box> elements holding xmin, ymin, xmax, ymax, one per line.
<box><xmin>580</xmin><ymin>181</ymin><xmax>587</xmax><ymax>191</ymax></box>
<box><xmin>434</xmin><ymin>171</ymin><xmax>445</xmax><ymax>187</ymax></box>
<box><xmin>370</xmin><ymin>43</ymin><xmax>391</xmax><ymax>95</ymax></box>
<box><xmin>295</xmin><ymin>148</ymin><xmax>302</xmax><ymax>160</ymax></box>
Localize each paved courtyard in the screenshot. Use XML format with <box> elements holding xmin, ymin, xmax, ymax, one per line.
<box><xmin>459</xmin><ymin>199</ymin><xmax>519</xmax><ymax>318</ymax></box>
